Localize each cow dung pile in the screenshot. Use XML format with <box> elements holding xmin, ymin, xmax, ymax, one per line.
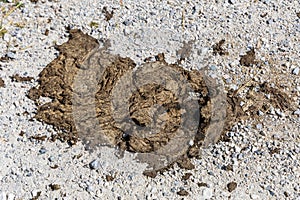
<box><xmin>27</xmin><ymin>29</ymin><xmax>292</xmax><ymax>175</ymax></box>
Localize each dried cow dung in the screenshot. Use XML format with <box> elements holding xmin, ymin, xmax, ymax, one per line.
<box><xmin>27</xmin><ymin>29</ymin><xmax>100</xmax><ymax>144</ymax></box>
<box><xmin>27</xmin><ymin>29</ymin><xmax>227</xmax><ymax>173</ymax></box>
<box><xmin>27</xmin><ymin>29</ymin><xmax>295</xmax><ymax>175</ymax></box>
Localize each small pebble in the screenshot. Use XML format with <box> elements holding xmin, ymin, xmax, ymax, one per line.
<box><xmin>256</xmin><ymin>123</ymin><xmax>263</xmax><ymax>130</ymax></box>
<box><xmin>250</xmin><ymin>194</ymin><xmax>260</xmax><ymax>199</ymax></box>
<box><xmin>202</xmin><ymin>188</ymin><xmax>213</xmax><ymax>199</ymax></box>
<box><xmin>170</xmin><ymin>187</ymin><xmax>176</xmax><ymax>193</ymax></box>
<box><xmin>266</xmin><ymin>18</ymin><xmax>274</xmax><ymax>25</ymax></box>
<box><xmin>292</xmin><ymin>67</ymin><xmax>299</xmax><ymax>75</ymax></box>
<box><xmin>258</xmin><ymin>110</ymin><xmax>264</xmax><ymax>116</ymax></box>
<box><xmin>48</xmin><ymin>156</ymin><xmax>55</xmax><ymax>162</ymax></box>
<box><xmin>6</xmin><ymin>52</ymin><xmax>17</xmax><ymax>59</ymax></box>
<box><xmin>263</xmin><ymin>0</ymin><xmax>271</xmax><ymax>4</ymax></box>
<box><xmin>122</xmin><ymin>19</ymin><xmax>132</xmax><ymax>26</ymax></box>
<box><xmin>269</xmin><ymin>190</ymin><xmax>275</xmax><ymax>196</ymax></box>
<box><xmin>198</xmin><ymin>47</ymin><xmax>209</xmax><ymax>55</ymax></box>
<box><xmin>39</xmin><ymin>147</ymin><xmax>47</xmax><ymax>154</ymax></box>
<box><xmin>275</xmin><ymin>109</ymin><xmax>285</xmax><ymax>117</ymax></box>
<box><xmin>86</xmin><ymin>185</ymin><xmax>94</xmax><ymax>192</ymax></box>
<box><xmin>294</xmin><ymin>109</ymin><xmax>300</xmax><ymax>116</ymax></box>
<box><xmin>226</xmin><ymin>78</ymin><xmax>232</xmax><ymax>83</ymax></box>
<box><xmin>3</xmin><ymin>34</ymin><xmax>11</xmax><ymax>42</ymax></box>
<box><xmin>89</xmin><ymin>159</ymin><xmax>100</xmax><ymax>170</ymax></box>
<box><xmin>209</xmin><ymin>65</ymin><xmax>217</xmax><ymax>71</ymax></box>
<box><xmin>228</xmin><ymin>0</ymin><xmax>236</xmax><ymax>5</ymax></box>
<box><xmin>207</xmin><ymin>171</ymin><xmax>214</xmax><ymax>176</ymax></box>
<box><xmin>237</xmin><ymin>153</ymin><xmax>244</xmax><ymax>160</ymax></box>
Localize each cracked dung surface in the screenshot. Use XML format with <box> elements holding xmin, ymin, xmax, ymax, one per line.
<box><xmin>27</xmin><ymin>29</ymin><xmax>225</xmax><ymax>172</ymax></box>
<box><xmin>28</xmin><ymin>29</ymin><xmax>99</xmax><ymax>144</ymax></box>
<box><xmin>27</xmin><ymin>29</ymin><xmax>294</xmax><ymax>174</ymax></box>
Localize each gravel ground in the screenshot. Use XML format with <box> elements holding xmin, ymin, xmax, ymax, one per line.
<box><xmin>0</xmin><ymin>0</ymin><xmax>299</xmax><ymax>199</ymax></box>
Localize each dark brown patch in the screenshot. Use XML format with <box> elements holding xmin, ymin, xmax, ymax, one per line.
<box><xmin>297</xmin><ymin>12</ymin><xmax>300</xmax><ymax>19</ymax></box>
<box><xmin>269</xmin><ymin>147</ymin><xmax>281</xmax><ymax>155</ymax></box>
<box><xmin>105</xmin><ymin>174</ymin><xmax>115</xmax><ymax>182</ymax></box>
<box><xmin>143</xmin><ymin>170</ymin><xmax>157</xmax><ymax>178</ymax></box>
<box><xmin>284</xmin><ymin>191</ymin><xmax>289</xmax><ymax>197</ymax></box>
<box><xmin>219</xmin><ymin>133</ymin><xmax>231</xmax><ymax>142</ymax></box>
<box><xmin>29</xmin><ymin>135</ymin><xmax>47</xmax><ymax>141</ymax></box>
<box><xmin>10</xmin><ymin>74</ymin><xmax>34</xmax><ymax>82</ymax></box>
<box><xmin>143</xmin><ymin>56</ymin><xmax>153</xmax><ymax>62</ymax></box>
<box><xmin>197</xmin><ymin>182</ymin><xmax>208</xmax><ymax>187</ymax></box>
<box><xmin>44</xmin><ymin>29</ymin><xmax>49</xmax><ymax>36</ymax></box>
<box><xmin>0</xmin><ymin>78</ymin><xmax>5</xmax><ymax>87</ymax></box>
<box><xmin>177</xmin><ymin>188</ymin><xmax>189</xmax><ymax>196</ymax></box>
<box><xmin>143</xmin><ymin>170</ymin><xmax>159</xmax><ymax>178</ymax></box>
<box><xmin>155</xmin><ymin>53</ymin><xmax>164</xmax><ymax>61</ymax></box>
<box><xmin>227</xmin><ymin>182</ymin><xmax>237</xmax><ymax>192</ymax></box>
<box><xmin>102</xmin><ymin>6</ymin><xmax>114</xmax><ymax>21</ymax></box>
<box><xmin>222</xmin><ymin>164</ymin><xmax>233</xmax><ymax>171</ymax></box>
<box><xmin>49</xmin><ymin>184</ymin><xmax>61</xmax><ymax>191</ymax></box>
<box><xmin>239</xmin><ymin>48</ymin><xmax>256</xmax><ymax>66</ymax></box>
<box><xmin>30</xmin><ymin>0</ymin><xmax>38</xmax><ymax>3</ymax></box>
<box><xmin>19</xmin><ymin>131</ymin><xmax>25</xmax><ymax>137</ymax></box>
<box><xmin>212</xmin><ymin>39</ymin><xmax>228</xmax><ymax>56</ymax></box>
<box><xmin>177</xmin><ymin>157</ymin><xmax>195</xmax><ymax>170</ymax></box>
<box><xmin>0</xmin><ymin>55</ymin><xmax>10</xmax><ymax>62</ymax></box>
<box><xmin>27</xmin><ymin>87</ymin><xmax>40</xmax><ymax>101</ymax></box>
<box><xmin>181</xmin><ymin>173</ymin><xmax>192</xmax><ymax>181</ymax></box>
<box><xmin>50</xmin><ymin>164</ymin><xmax>59</xmax><ymax>169</ymax></box>
<box><xmin>72</xmin><ymin>153</ymin><xmax>83</xmax><ymax>159</ymax></box>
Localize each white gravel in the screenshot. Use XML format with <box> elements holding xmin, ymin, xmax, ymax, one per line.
<box><xmin>0</xmin><ymin>0</ymin><xmax>300</xmax><ymax>199</ymax></box>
